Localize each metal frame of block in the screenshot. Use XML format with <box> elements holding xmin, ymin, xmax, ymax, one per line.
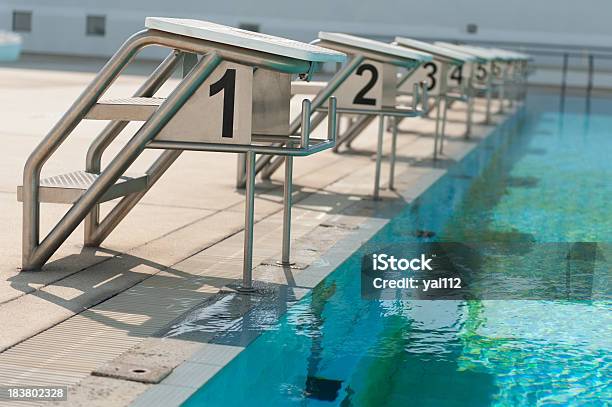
<box><xmin>17</xmin><ymin>19</ymin><xmax>346</xmax><ymax>292</ymax></box>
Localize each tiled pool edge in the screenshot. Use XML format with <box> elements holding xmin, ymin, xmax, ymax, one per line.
<box><xmin>128</xmin><ymin>107</ymin><xmax>524</xmax><ymax>407</ymax></box>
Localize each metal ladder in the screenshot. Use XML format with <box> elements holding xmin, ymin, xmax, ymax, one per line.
<box><xmin>17</xmin><ymin>24</ymin><xmax>341</xmax><ymax>293</ymax></box>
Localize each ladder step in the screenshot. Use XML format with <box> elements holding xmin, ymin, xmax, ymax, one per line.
<box><xmin>85</xmin><ymin>97</ymin><xmax>164</xmax><ymax>121</ymax></box>
<box><xmin>17</xmin><ymin>171</ymin><xmax>148</xmax><ymax>204</ymax></box>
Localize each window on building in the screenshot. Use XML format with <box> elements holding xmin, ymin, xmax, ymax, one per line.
<box><xmin>86</xmin><ymin>15</ymin><xmax>106</xmax><ymax>36</ymax></box>
<box><xmin>12</xmin><ymin>11</ymin><xmax>32</xmax><ymax>32</ymax></box>
<box><xmin>238</xmin><ymin>23</ymin><xmax>260</xmax><ymax>32</ymax></box>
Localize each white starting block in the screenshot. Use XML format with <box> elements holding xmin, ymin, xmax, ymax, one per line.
<box><xmin>434</xmin><ymin>43</ymin><xmax>531</xmax><ymax>147</ymax></box>
<box><xmin>458</xmin><ymin>45</ymin><xmax>529</xmax><ymax>115</ymax></box>
<box><xmin>461</xmin><ymin>45</ymin><xmax>517</xmax><ymax>115</ymax></box>
<box><xmin>18</xmin><ymin>18</ymin><xmax>346</xmax><ymax>291</ymax></box>
<box><xmin>435</xmin><ymin>42</ymin><xmax>510</xmax><ymax>123</ymax></box>
<box><xmin>393</xmin><ymin>37</ymin><xmax>477</xmax><ymax>160</ymax></box>
<box><xmin>257</xmin><ymin>32</ymin><xmax>432</xmax><ymax>198</ymax></box>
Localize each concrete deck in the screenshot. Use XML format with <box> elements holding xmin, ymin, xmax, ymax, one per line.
<box><xmin>0</xmin><ymin>63</ymin><xmax>517</xmax><ymax>406</ymax></box>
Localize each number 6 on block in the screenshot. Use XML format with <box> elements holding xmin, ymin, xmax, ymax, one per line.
<box><xmin>332</xmin><ymin>60</ymin><xmax>384</xmax><ymax>110</ymax></box>
<box><xmin>155</xmin><ymin>61</ymin><xmax>253</xmax><ymax>145</ymax></box>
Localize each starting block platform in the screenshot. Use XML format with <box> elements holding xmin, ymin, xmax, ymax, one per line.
<box><xmin>146</xmin><ymin>17</ymin><xmax>346</xmax><ymax>63</ymax></box>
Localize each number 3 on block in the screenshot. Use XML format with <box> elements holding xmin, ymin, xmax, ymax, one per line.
<box><xmin>156</xmin><ymin>61</ymin><xmax>253</xmax><ymax>145</ymax></box>
<box><xmin>399</xmin><ymin>62</ymin><xmax>441</xmax><ymax>96</ymax></box>
<box><xmin>333</xmin><ymin>60</ymin><xmax>383</xmax><ymax>110</ymax></box>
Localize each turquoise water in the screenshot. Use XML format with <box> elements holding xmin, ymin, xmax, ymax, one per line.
<box><xmin>184</xmin><ymin>94</ymin><xmax>611</xmax><ymax>406</ymax></box>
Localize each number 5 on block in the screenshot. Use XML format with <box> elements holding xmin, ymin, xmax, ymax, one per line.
<box><xmin>156</xmin><ymin>61</ymin><xmax>253</xmax><ymax>145</ymax></box>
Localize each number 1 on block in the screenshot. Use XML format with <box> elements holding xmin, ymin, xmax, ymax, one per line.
<box><xmin>155</xmin><ymin>61</ymin><xmax>253</xmax><ymax>145</ymax></box>
<box><xmin>209</xmin><ymin>68</ymin><xmax>236</xmax><ymax>139</ymax></box>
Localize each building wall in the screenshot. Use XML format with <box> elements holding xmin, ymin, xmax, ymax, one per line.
<box><xmin>1</xmin><ymin>0</ymin><xmax>612</xmax><ymax>58</ymax></box>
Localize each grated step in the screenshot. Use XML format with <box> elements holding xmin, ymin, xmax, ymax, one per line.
<box><xmin>85</xmin><ymin>97</ymin><xmax>165</xmax><ymax>121</ymax></box>
<box><xmin>17</xmin><ymin>170</ymin><xmax>148</xmax><ymax>204</ymax></box>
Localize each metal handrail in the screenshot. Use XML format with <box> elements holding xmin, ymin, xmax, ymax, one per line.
<box><xmin>146</xmin><ymin>98</ymin><xmax>338</xmax><ymax>154</ymax></box>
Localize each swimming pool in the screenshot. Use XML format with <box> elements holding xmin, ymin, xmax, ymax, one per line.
<box><xmin>183</xmin><ymin>93</ymin><xmax>611</xmax><ymax>406</ymax></box>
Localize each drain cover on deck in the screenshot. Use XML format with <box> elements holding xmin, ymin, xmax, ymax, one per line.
<box><xmin>92</xmin><ymin>361</ymin><xmax>172</xmax><ymax>384</ymax></box>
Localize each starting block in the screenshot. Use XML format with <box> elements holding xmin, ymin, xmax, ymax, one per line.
<box><xmin>18</xmin><ymin>18</ymin><xmax>346</xmax><ymax>292</ymax></box>
<box><xmin>393</xmin><ymin>37</ymin><xmax>477</xmax><ymax>160</ymax></box>
<box><xmin>435</xmin><ymin>43</ymin><xmax>508</xmax><ymax>123</ymax></box>
<box><xmin>258</xmin><ymin>32</ymin><xmax>433</xmax><ymax>198</ymax></box>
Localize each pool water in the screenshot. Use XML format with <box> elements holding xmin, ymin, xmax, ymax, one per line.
<box><xmin>183</xmin><ymin>94</ymin><xmax>611</xmax><ymax>406</ymax></box>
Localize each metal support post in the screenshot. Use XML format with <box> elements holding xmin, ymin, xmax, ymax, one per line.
<box><xmin>439</xmin><ymin>94</ymin><xmax>449</xmax><ymax>156</ymax></box>
<box><xmin>281</xmin><ymin>156</ymin><xmax>293</xmax><ymax>265</ymax></box>
<box><xmin>466</xmin><ymin>65</ymin><xmax>475</xmax><ymax>138</ymax></box>
<box><xmin>373</xmin><ymin>114</ymin><xmax>385</xmax><ymax>200</ymax></box>
<box><xmin>240</xmin><ymin>150</ymin><xmax>256</xmax><ymax>291</ymax></box>
<box><xmin>236</xmin><ymin>154</ymin><xmax>246</xmax><ymax>188</ymax></box>
<box><xmin>586</xmin><ymin>54</ymin><xmax>594</xmax><ymax>113</ymax></box>
<box><xmin>559</xmin><ymin>53</ymin><xmax>569</xmax><ymax>111</ymax></box>
<box><xmin>279</xmin><ymin>98</ymin><xmax>310</xmax><ymax>266</ymax></box>
<box><xmin>388</xmin><ymin>116</ymin><xmax>398</xmax><ymax>190</ymax></box>
<box><xmin>485</xmin><ymin>62</ymin><xmax>493</xmax><ymax>124</ymax></box>
<box><xmin>509</xmin><ymin>61</ymin><xmax>517</xmax><ymax>109</ymax></box>
<box><xmin>434</xmin><ymin>63</ymin><xmax>449</xmax><ymax>158</ymax></box>
<box><xmin>498</xmin><ymin>66</ymin><xmax>506</xmax><ymax>114</ymax></box>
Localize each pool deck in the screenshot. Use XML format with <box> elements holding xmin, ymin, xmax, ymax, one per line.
<box><xmin>0</xmin><ymin>64</ymin><xmax>518</xmax><ymax>406</ymax></box>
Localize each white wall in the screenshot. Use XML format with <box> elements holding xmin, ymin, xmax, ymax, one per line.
<box><xmin>1</xmin><ymin>0</ymin><xmax>612</xmax><ymax>58</ymax></box>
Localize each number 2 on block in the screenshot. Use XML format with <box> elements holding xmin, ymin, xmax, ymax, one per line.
<box><xmin>209</xmin><ymin>68</ymin><xmax>236</xmax><ymax>138</ymax></box>
<box><xmin>353</xmin><ymin>64</ymin><xmax>379</xmax><ymax>106</ymax></box>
